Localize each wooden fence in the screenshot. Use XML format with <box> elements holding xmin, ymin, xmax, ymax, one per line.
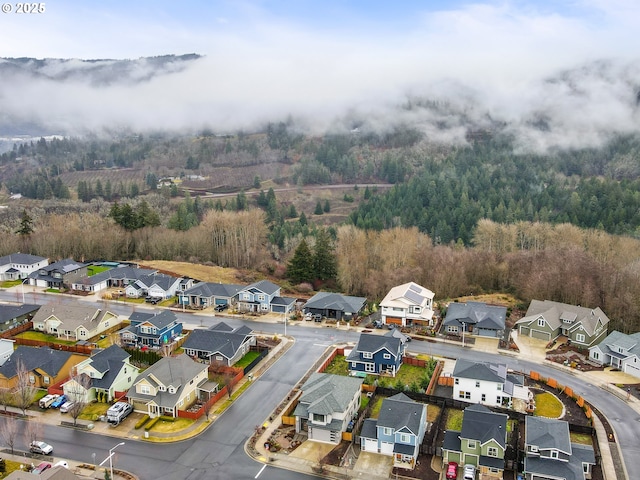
<box><xmin>178</xmin><ymin>370</ymin><xmax>244</xmax><ymax>420</ymax></box>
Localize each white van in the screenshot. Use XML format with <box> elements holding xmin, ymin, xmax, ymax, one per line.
<box><xmin>39</xmin><ymin>394</ymin><xmax>59</xmax><ymax>409</ymax></box>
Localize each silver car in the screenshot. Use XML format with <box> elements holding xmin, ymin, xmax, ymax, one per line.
<box><xmin>463</xmin><ymin>464</ymin><xmax>476</xmax><ymax>480</ymax></box>
<box><xmin>29</xmin><ymin>440</ymin><xmax>53</xmax><ymax>455</ymax></box>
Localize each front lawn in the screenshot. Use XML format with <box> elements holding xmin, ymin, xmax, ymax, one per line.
<box><xmin>148</xmin><ymin>417</ymin><xmax>194</xmax><ymax>433</ymax></box>
<box><xmin>15</xmin><ymin>331</ymin><xmax>77</xmax><ymax>346</ymax></box>
<box><xmin>0</xmin><ymin>280</ymin><xmax>21</xmax><ymax>288</ymax></box>
<box><xmin>78</xmin><ymin>402</ymin><xmax>110</xmax><ymax>421</ymax></box>
<box><xmin>534</xmin><ymin>392</ymin><xmax>564</xmax><ymax>418</ymax></box>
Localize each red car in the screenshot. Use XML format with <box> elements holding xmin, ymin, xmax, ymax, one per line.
<box><xmin>446</xmin><ymin>461</ymin><xmax>459</xmax><ymax>479</ymax></box>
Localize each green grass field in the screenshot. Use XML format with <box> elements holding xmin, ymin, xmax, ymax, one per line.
<box><xmin>87</xmin><ymin>265</ymin><xmax>111</xmax><ymax>276</ymax></box>
<box><xmin>15</xmin><ymin>331</ymin><xmax>77</xmax><ymax>346</ymax></box>
<box><xmin>533</xmin><ymin>392</ymin><xmax>564</xmax><ymax>418</ymax></box>
<box><xmin>234</xmin><ymin>351</ymin><xmax>260</xmax><ymax>368</ymax></box>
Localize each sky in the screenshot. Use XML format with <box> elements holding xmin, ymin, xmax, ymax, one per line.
<box><xmin>1</xmin><ymin>0</ymin><xmax>639</xmax><ymax>148</ymax></box>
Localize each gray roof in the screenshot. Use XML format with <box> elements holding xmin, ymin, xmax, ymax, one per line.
<box><xmin>453</xmin><ymin>359</ymin><xmax>507</xmax><ymax>383</ymax></box>
<box><xmin>516</xmin><ymin>300</ymin><xmax>610</xmax><ymax>336</ymax></box>
<box><xmin>34</xmin><ymin>258</ymin><xmax>86</xmax><ymax>275</ymax></box>
<box><xmin>298</xmin><ymin>373</ymin><xmax>362</xmax><ymax>416</ymax></box>
<box><xmin>243</xmin><ymin>280</ymin><xmax>280</xmax><ymax>296</ymax></box>
<box><xmin>127</xmin><ymin>355</ymin><xmax>207</xmax><ymax>409</ymax></box>
<box><xmin>524</xmin><ymin>443</ymin><xmax>595</xmax><ymax>480</ymax></box>
<box><xmin>460</xmin><ymin>404</ymin><xmax>508</xmax><ymax>448</ymax></box>
<box><xmin>76</xmin><ymin>265</ymin><xmax>157</xmax><ymax>286</ymax></box>
<box><xmin>525</xmin><ymin>416</ymin><xmax>572</xmax><ymax>454</ymax></box>
<box><xmin>593</xmin><ymin>330</ymin><xmax>640</xmax><ymax>358</ymax></box>
<box><xmin>444</xmin><ymin>302</ymin><xmax>506</xmax><ymax>330</ymax></box>
<box><xmin>32</xmin><ymin>303</ymin><xmax>118</xmax><ymax>333</ymax></box>
<box><xmin>182</xmin><ymin>282</ymin><xmax>244</xmax><ymax>298</ymax></box>
<box><xmin>5</xmin><ymin>465</ymin><xmax>83</xmax><ymax>480</ymax></box>
<box><xmin>134</xmin><ymin>273</ymin><xmax>181</xmax><ymax>291</ymax></box>
<box><xmin>377</xmin><ymin>392</ymin><xmax>425</xmax><ymax>436</ymax></box>
<box><xmin>346</xmin><ymin>332</ymin><xmax>402</xmax><ymax>361</ymax></box>
<box><xmin>360</xmin><ymin>418</ymin><xmax>378</xmax><ymax>440</ymax></box>
<box><xmin>0</xmin><ymin>253</ymin><xmax>47</xmax><ymax>266</ymax></box>
<box><xmin>84</xmin><ymin>345</ymin><xmax>130</xmax><ymax>390</ymax></box>
<box><xmin>271</xmin><ymin>296</ymin><xmax>297</xmax><ymax>307</ymax></box>
<box><xmin>443</xmin><ymin>429</ymin><xmax>462</xmax><ymax>452</ymax></box>
<box><xmin>128</xmin><ymin>310</ymin><xmax>179</xmax><ymax>330</ymax></box>
<box><xmin>182</xmin><ymin>322</ymin><xmax>253</xmax><ymax>359</ymax></box>
<box><xmin>0</xmin><ymin>303</ymin><xmax>40</xmax><ymax>323</ymax></box>
<box><xmin>0</xmin><ymin>346</ymin><xmax>72</xmax><ymax>379</ymax></box>
<box><xmin>304</xmin><ymin>292</ymin><xmax>367</xmax><ymax>314</ymax></box>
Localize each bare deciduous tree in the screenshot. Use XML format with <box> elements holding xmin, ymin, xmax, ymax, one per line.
<box><xmin>65</xmin><ymin>371</ymin><xmax>91</xmax><ymax>427</ymax></box>
<box><xmin>24</xmin><ymin>418</ymin><xmax>43</xmax><ymax>447</ymax></box>
<box><xmin>14</xmin><ymin>359</ymin><xmax>37</xmax><ymax>416</ymax></box>
<box><xmin>0</xmin><ymin>415</ymin><xmax>19</xmax><ymax>455</ymax></box>
<box><xmin>0</xmin><ymin>387</ymin><xmax>13</xmax><ymax>413</ymax></box>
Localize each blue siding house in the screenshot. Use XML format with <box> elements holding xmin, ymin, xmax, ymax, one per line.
<box><xmin>360</xmin><ymin>393</ymin><xmax>427</xmax><ymax>470</ymax></box>
<box><xmin>346</xmin><ymin>331</ymin><xmax>405</xmax><ymax>377</ymax></box>
<box><xmin>119</xmin><ymin>310</ymin><xmax>183</xmax><ymax>348</ymax></box>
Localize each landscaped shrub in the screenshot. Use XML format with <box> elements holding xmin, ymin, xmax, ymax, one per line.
<box><xmin>135</xmin><ymin>415</ymin><xmax>150</xmax><ymax>429</ymax></box>
<box><xmin>159</xmin><ymin>415</ymin><xmax>176</xmax><ymax>422</ymax></box>
<box><xmin>145</xmin><ymin>416</ymin><xmax>161</xmax><ymax>430</ymax></box>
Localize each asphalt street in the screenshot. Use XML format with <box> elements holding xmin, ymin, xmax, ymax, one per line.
<box><xmin>1</xmin><ymin>289</ymin><xmax>638</xmax><ymax>480</ymax></box>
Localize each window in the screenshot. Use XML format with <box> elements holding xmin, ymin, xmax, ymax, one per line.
<box><xmin>459</xmin><ymin>391</ymin><xmax>471</xmax><ymax>400</ymax></box>
<box><xmin>481</xmin><ymin>394</ymin><xmax>486</xmax><ymax>402</ymax></box>
<box><xmin>529</xmin><ymin>445</ymin><xmax>538</xmax><ymax>453</ymax></box>
<box><xmin>257</xmin><ymin>294</ymin><xmax>266</xmax><ymax>301</ymax></box>
<box><xmin>475</xmin><ymin>381</ymin><xmax>480</xmax><ymax>388</ymax></box>
<box><xmin>43</xmin><ymin>377</ymin><xmax>50</xmax><ymax>384</ymax></box>
<box><xmin>497</xmin><ymin>396</ymin><xmax>502</xmax><ymax>404</ymax></box>
<box><xmin>468</xmin><ymin>441</ymin><xmax>476</xmax><ymax>449</ymax></box>
<box><xmin>551</xmin><ymin>450</ymin><xmax>558</xmax><ymax>459</ymax></box>
<box><xmin>399</xmin><ymin>433</ymin><xmax>410</xmax><ymax>443</ymax></box>
<box><xmin>158</xmin><ymin>386</ymin><xmax>166</xmax><ymax>391</ymax></box>
<box><xmin>351</xmin><ymin>362</ymin><xmax>356</xmax><ymax>368</ymax></box>
<box><xmin>488</xmin><ymin>447</ymin><xmax>498</xmax><ymax>457</ymax></box>
<box><xmin>447</xmin><ymin>326</ymin><xmax>458</xmax><ymax>333</ymax></box>
<box><xmin>537</xmin><ymin>318</ymin><xmax>545</xmax><ymax>327</ymax></box>
<box><xmin>592</xmin><ymin>352</ymin><xmax>600</xmax><ymax>360</ymax></box>
<box><xmin>383</xmin><ymin>427</ymin><xmax>393</xmax><ymax>436</ymax></box>
<box><xmin>313</xmin><ymin>413</ymin><xmax>325</xmax><ymax>423</ymax></box>
<box><xmin>169</xmin><ymin>387</ymin><xmax>176</xmax><ymax>394</ymax></box>
<box><xmin>497</xmin><ymin>384</ymin><xmax>502</xmax><ymax>390</ymax></box>
<box><xmin>576</xmin><ymin>333</ymin><xmax>585</xmax><ymax>343</ymax></box>
<box><xmin>363</xmin><ymin>352</ymin><xmax>373</xmax><ymax>359</ymax></box>
<box><xmin>365</xmin><ymin>363</ymin><xmax>375</xmax><ymax>372</ymax></box>
<box><xmin>29</xmin><ymin>375</ymin><xmax>35</xmax><ymax>384</ymax></box>
<box><xmin>140</xmin><ymin>385</ymin><xmax>150</xmax><ymax>394</ymax></box>
<box><xmin>454</xmin><ymin>378</ymin><xmax>459</xmax><ymax>385</ymax></box>
<box><xmin>383</xmin><ymin>353</ymin><xmax>391</xmax><ymax>359</ymax></box>
<box><xmin>583</xmin><ymin>463</ymin><xmax>590</xmax><ymax>473</ymax></box>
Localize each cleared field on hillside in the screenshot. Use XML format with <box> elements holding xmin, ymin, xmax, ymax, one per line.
<box><xmin>138</xmin><ymin>260</ymin><xmax>242</xmax><ymax>283</ymax></box>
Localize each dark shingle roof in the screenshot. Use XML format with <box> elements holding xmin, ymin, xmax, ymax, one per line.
<box><xmin>453</xmin><ymin>359</ymin><xmax>507</xmax><ymax>383</ymax></box>
<box><xmin>460</xmin><ymin>404</ymin><xmax>507</xmax><ymax>448</ymax></box>
<box><xmin>182</xmin><ymin>323</ymin><xmax>253</xmax><ymax>359</ymax></box>
<box><xmin>443</xmin><ymin>302</ymin><xmax>506</xmax><ymax>330</ymax></box>
<box><xmin>129</xmin><ymin>310</ymin><xmax>179</xmax><ymax>329</ymax></box>
<box><xmin>0</xmin><ymin>304</ymin><xmax>40</xmax><ymax>323</ymax></box>
<box><xmin>377</xmin><ymin>392</ymin><xmax>425</xmax><ymax>436</ymax></box>
<box><xmin>0</xmin><ymin>346</ymin><xmax>72</xmax><ymax>379</ymax></box>
<box><xmin>346</xmin><ymin>333</ymin><xmax>402</xmax><ymax>361</ymax></box>
<box><xmin>243</xmin><ymin>280</ymin><xmax>280</xmax><ymax>296</ymax></box>
<box><xmin>298</xmin><ymin>373</ymin><xmax>362</xmax><ymax>416</ymax></box>
<box><xmin>85</xmin><ymin>345</ymin><xmax>130</xmax><ymax>390</ymax></box>
<box><xmin>525</xmin><ymin>416</ymin><xmax>572</xmax><ymax>454</ymax></box>
<box><xmin>182</xmin><ymin>282</ymin><xmax>244</xmax><ymax>298</ymax></box>
<box><xmin>304</xmin><ymin>292</ymin><xmax>367</xmax><ymax>314</ymax></box>
<box><xmin>78</xmin><ymin>266</ymin><xmax>157</xmax><ymax>286</ymax></box>
<box><xmin>524</xmin><ymin>443</ymin><xmax>595</xmax><ymax>480</ymax></box>
<box><xmin>360</xmin><ymin>418</ymin><xmax>378</xmax><ymax>440</ymax></box>
<box><xmin>0</xmin><ymin>253</ymin><xmax>47</xmax><ymax>266</ymax></box>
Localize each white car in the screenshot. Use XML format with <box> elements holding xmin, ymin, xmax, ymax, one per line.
<box><xmin>29</xmin><ymin>440</ymin><xmax>53</xmax><ymax>455</ymax></box>
<box><xmin>463</xmin><ymin>464</ymin><xmax>476</xmax><ymax>480</ymax></box>
<box><xmin>60</xmin><ymin>401</ymin><xmax>75</xmax><ymax>413</ymax></box>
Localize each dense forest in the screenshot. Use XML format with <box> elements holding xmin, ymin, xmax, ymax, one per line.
<box><xmin>2</xmin><ymin>126</ymin><xmax>640</xmax><ymax>333</ymax></box>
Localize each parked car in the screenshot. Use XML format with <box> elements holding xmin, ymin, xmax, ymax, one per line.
<box><xmin>60</xmin><ymin>401</ymin><xmax>75</xmax><ymax>413</ymax></box>
<box><xmin>446</xmin><ymin>461</ymin><xmax>459</xmax><ymax>480</ymax></box>
<box><xmin>51</xmin><ymin>394</ymin><xmax>67</xmax><ymax>408</ymax></box>
<box><xmin>29</xmin><ymin>440</ymin><xmax>53</xmax><ymax>455</ymax></box>
<box><xmin>313</xmin><ymin>314</ymin><xmax>322</xmax><ymax>322</ymax></box>
<box><xmin>373</xmin><ymin>320</ymin><xmax>383</xmax><ymax>329</ymax></box>
<box><xmin>32</xmin><ymin>462</ymin><xmax>52</xmax><ymax>474</ymax></box>
<box><xmin>53</xmin><ymin>460</ymin><xmax>69</xmax><ymax>469</ymax></box>
<box><xmin>304</xmin><ymin>312</ymin><xmax>313</xmax><ymax>321</ymax></box>
<box><xmin>214</xmin><ymin>304</ymin><xmax>228</xmax><ymax>312</ymax></box>
<box><xmin>38</xmin><ymin>394</ymin><xmax>59</xmax><ymax>409</ymax></box>
<box><xmin>463</xmin><ymin>464</ymin><xmax>476</xmax><ymax>480</ymax></box>
<box><xmin>145</xmin><ymin>296</ymin><xmax>161</xmax><ymax>304</ymax></box>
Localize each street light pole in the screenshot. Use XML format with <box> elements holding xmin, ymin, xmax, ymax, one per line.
<box><xmin>462</xmin><ymin>322</ymin><xmax>466</xmax><ymax>348</ymax></box>
<box><xmin>21</xmin><ymin>278</ymin><xmax>28</xmax><ymax>304</ymax></box>
<box><xmin>99</xmin><ymin>441</ymin><xmax>125</xmax><ymax>480</ymax></box>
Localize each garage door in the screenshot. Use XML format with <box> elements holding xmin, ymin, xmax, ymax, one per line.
<box><xmin>531</xmin><ymin>330</ymin><xmax>551</xmax><ymax>341</ymax></box>
<box><xmin>362</xmin><ymin>438</ymin><xmax>378</xmax><ymax>452</ymax></box>
<box><xmin>624</xmin><ymin>364</ymin><xmax>640</xmax><ymax>377</ymax></box>
<box><xmin>385</xmin><ymin>317</ymin><xmax>403</xmax><ymax>326</ymax></box>
<box><xmin>478</xmin><ymin>328</ymin><xmax>498</xmax><ymax>338</ymax></box>
<box><xmin>519</xmin><ymin>326</ymin><xmax>530</xmax><ymax>336</ymax></box>
<box><xmin>380</xmin><ymin>441</ymin><xmax>394</xmax><ymax>455</ymax></box>
<box><xmin>309</xmin><ymin>427</ymin><xmax>333</xmax><ymax>443</ymax></box>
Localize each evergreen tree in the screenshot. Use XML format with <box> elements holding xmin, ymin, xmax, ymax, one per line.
<box><xmin>15</xmin><ymin>209</ymin><xmax>34</xmax><ymax>236</ymax></box>
<box><xmin>323</xmin><ymin>199</ymin><xmax>330</xmax><ymax>213</ymax></box>
<box><xmin>299</xmin><ymin>212</ymin><xmax>308</xmax><ymax>226</ymax></box>
<box><xmin>313</xmin><ymin>229</ymin><xmax>337</xmax><ymax>281</ymax></box>
<box><xmin>314</xmin><ymin>201</ymin><xmax>323</xmax><ymax>215</ymax></box>
<box><xmin>286</xmin><ymin>239</ymin><xmax>315</xmax><ymax>283</ymax></box>
<box><xmin>288</xmin><ymin>204</ymin><xmax>298</xmax><ymax>218</ymax></box>
<box><xmin>104</xmin><ymin>180</ymin><xmax>112</xmax><ymax>200</ymax></box>
<box><xmin>253</xmin><ymin>176</ymin><xmax>261</xmax><ymax>189</ymax></box>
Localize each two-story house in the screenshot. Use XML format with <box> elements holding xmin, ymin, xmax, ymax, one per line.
<box><xmin>452</xmin><ymin>359</ymin><xmax>529</xmax><ymax>408</ymax></box>
<box><xmin>360</xmin><ymin>393</ymin><xmax>427</xmax><ymax>470</ymax></box>
<box><xmin>303</xmin><ymin>292</ymin><xmax>367</xmax><ymax>321</ymax></box>
<box><xmin>588</xmin><ymin>330</ymin><xmax>640</xmax><ymax>378</ymax></box>
<box><xmin>32</xmin><ymin>304</ymin><xmax>121</xmax><ymax>342</ymax></box>
<box><xmin>119</xmin><ymin>310</ymin><xmax>183</xmax><ymax>348</ymax></box>
<box><xmin>182</xmin><ymin>322</ymin><xmax>255</xmax><ymax>366</ymax></box>
<box><xmin>28</xmin><ymin>258</ymin><xmax>88</xmax><ymax>289</ymax></box>
<box><xmin>380</xmin><ymin>282</ymin><xmax>435</xmax><ymax>327</ymax></box>
<box><xmin>63</xmin><ymin>345</ymin><xmax>139</xmax><ymax>403</ymax></box>
<box><xmin>442</xmin><ymin>404</ymin><xmax>508</xmax><ymax>480</ymax></box>
<box><xmin>515</xmin><ymin>300</ymin><xmax>609</xmax><ymax>348</ymax></box>
<box><xmin>0</xmin><ymin>346</ymin><xmax>84</xmax><ymax>390</ymax></box>
<box><xmin>523</xmin><ymin>416</ymin><xmax>595</xmax><ymax>480</ymax></box>
<box><xmin>0</xmin><ymin>253</ymin><xmax>48</xmax><ymax>281</ymax></box>
<box><xmin>293</xmin><ymin>373</ymin><xmax>363</xmax><ymax>444</ymax></box>
<box><xmin>236</xmin><ymin>280</ymin><xmax>296</xmax><ymax>314</ymax></box>
<box><xmin>346</xmin><ymin>330</ymin><xmax>406</xmax><ymax>377</ymax></box>
<box><xmin>127</xmin><ymin>354</ymin><xmax>209</xmax><ymax>418</ymax></box>
<box><xmin>443</xmin><ymin>301</ymin><xmax>507</xmax><ymax>338</ymax></box>
<box><xmin>178</xmin><ymin>282</ymin><xmax>244</xmax><ymax>309</ymax></box>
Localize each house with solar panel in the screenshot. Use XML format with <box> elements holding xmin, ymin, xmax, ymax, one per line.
<box><xmin>379</xmin><ymin>282</ymin><xmax>435</xmax><ymax>328</ymax></box>
<box><xmin>28</xmin><ymin>258</ymin><xmax>88</xmax><ymax>289</ymax></box>
<box><xmin>443</xmin><ymin>301</ymin><xmax>507</xmax><ymax>338</ymax></box>
<box><xmin>452</xmin><ymin>359</ymin><xmax>530</xmax><ymax>408</ymax></box>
